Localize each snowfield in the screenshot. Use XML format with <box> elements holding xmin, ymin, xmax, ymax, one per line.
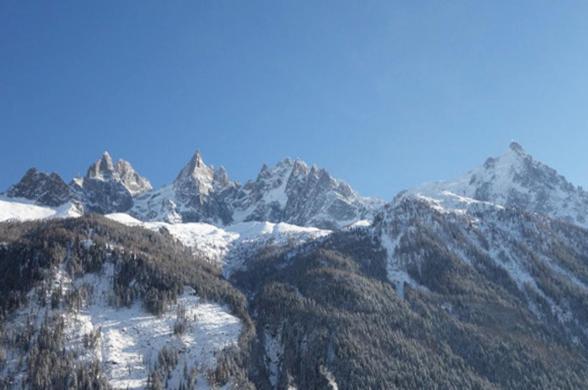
<box><xmin>106</xmin><ymin>213</ymin><xmax>331</xmax><ymax>275</ymax></box>
<box><xmin>0</xmin><ymin>197</ymin><xmax>82</xmax><ymax>222</ymax></box>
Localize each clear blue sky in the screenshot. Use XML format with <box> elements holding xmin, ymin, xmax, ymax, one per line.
<box><xmin>2</xmin><ymin>1</ymin><xmax>588</xmax><ymax>200</ymax></box>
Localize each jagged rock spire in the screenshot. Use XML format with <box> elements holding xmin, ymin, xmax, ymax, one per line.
<box><xmin>174</xmin><ymin>150</ymin><xmax>215</xmax><ymax>197</ymax></box>
<box><xmin>82</xmin><ymin>151</ymin><xmax>151</xmax><ymax>196</ymax></box>
<box><xmin>509</xmin><ymin>141</ymin><xmax>525</xmax><ymax>154</ymax></box>
<box><xmin>175</xmin><ymin>150</ymin><xmax>210</xmax><ymax>183</ymax></box>
<box><xmin>86</xmin><ymin>151</ymin><xmax>116</xmax><ymax>180</ymax></box>
<box><xmin>115</xmin><ymin>159</ymin><xmax>153</xmax><ymax>196</ymax></box>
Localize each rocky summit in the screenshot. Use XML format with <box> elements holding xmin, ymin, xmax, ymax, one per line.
<box><xmin>6</xmin><ymin>168</ymin><xmax>72</xmax><ymax>207</ymax></box>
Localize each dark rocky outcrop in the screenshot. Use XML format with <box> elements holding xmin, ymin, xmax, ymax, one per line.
<box><xmin>6</xmin><ymin>168</ymin><xmax>72</xmax><ymax>207</ymax></box>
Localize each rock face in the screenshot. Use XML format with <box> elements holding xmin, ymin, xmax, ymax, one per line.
<box><xmin>131</xmin><ymin>151</ymin><xmax>237</xmax><ymax>224</ymax></box>
<box><xmin>131</xmin><ymin>152</ymin><xmax>381</xmax><ymax>228</ymax></box>
<box><xmin>230</xmin><ymin>158</ymin><xmax>382</xmax><ymax>229</ymax></box>
<box><xmin>5</xmin><ymin>149</ymin><xmax>379</xmax><ymax>227</ymax></box>
<box><xmin>72</xmin><ymin>152</ymin><xmax>152</xmax><ymax>214</ymax></box>
<box><xmin>404</xmin><ymin>142</ymin><xmax>588</xmax><ymax>228</ymax></box>
<box><xmin>114</xmin><ymin>159</ymin><xmax>153</xmax><ymax>196</ymax></box>
<box><xmin>5</xmin><ymin>168</ymin><xmax>72</xmax><ymax>207</ymax></box>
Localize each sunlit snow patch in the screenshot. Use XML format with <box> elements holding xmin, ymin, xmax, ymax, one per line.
<box><xmin>106</xmin><ymin>214</ymin><xmax>331</xmax><ymax>275</ymax></box>
<box><xmin>0</xmin><ymin>197</ymin><xmax>82</xmax><ymax>222</ymax></box>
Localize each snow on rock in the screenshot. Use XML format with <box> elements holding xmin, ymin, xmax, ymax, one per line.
<box><xmin>403</xmin><ymin>142</ymin><xmax>588</xmax><ymax>228</ymax></box>
<box><xmin>129</xmin><ymin>153</ymin><xmax>381</xmax><ymax>229</ymax></box>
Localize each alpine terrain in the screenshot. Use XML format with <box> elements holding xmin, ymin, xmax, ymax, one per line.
<box><xmin>2</xmin><ymin>143</ymin><xmax>588</xmax><ymax>389</ymax></box>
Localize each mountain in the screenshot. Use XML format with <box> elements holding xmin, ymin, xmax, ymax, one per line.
<box><xmin>71</xmin><ymin>151</ymin><xmax>152</xmax><ymax>214</ymax></box>
<box><xmin>3</xmin><ymin>142</ymin><xmax>588</xmax><ymax>389</ymax></box>
<box><xmin>404</xmin><ymin>142</ymin><xmax>588</xmax><ymax>228</ymax></box>
<box><xmin>0</xmin><ymin>215</ymin><xmax>252</xmax><ymax>389</ymax></box>
<box><xmin>228</xmin><ymin>196</ymin><xmax>588</xmax><ymax>388</ymax></box>
<box><xmin>131</xmin><ymin>150</ymin><xmax>237</xmax><ymax>224</ymax></box>
<box><xmin>114</xmin><ymin>159</ymin><xmax>154</xmax><ymax>196</ymax></box>
<box><xmin>5</xmin><ymin>168</ymin><xmax>72</xmax><ymax>207</ymax></box>
<box><xmin>4</xmin><ymin>150</ymin><xmax>378</xmax><ymax>228</ymax></box>
<box><xmin>131</xmin><ymin>151</ymin><xmax>380</xmax><ymax>229</ymax></box>
<box><xmin>230</xmin><ymin>158</ymin><xmax>382</xmax><ymax>229</ymax></box>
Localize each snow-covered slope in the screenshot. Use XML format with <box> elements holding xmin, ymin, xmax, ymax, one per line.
<box><xmin>0</xmin><ymin>262</ymin><xmax>241</xmax><ymax>389</ymax></box>
<box><xmin>404</xmin><ymin>142</ymin><xmax>588</xmax><ymax>228</ymax></box>
<box><xmin>0</xmin><ymin>197</ymin><xmax>82</xmax><ymax>222</ymax></box>
<box><xmin>107</xmin><ymin>213</ymin><xmax>331</xmax><ymax>276</ymax></box>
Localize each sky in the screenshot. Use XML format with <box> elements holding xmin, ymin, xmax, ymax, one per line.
<box><xmin>2</xmin><ymin>1</ymin><xmax>588</xmax><ymax>201</ymax></box>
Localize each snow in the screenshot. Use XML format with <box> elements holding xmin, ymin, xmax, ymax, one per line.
<box><xmin>107</xmin><ymin>212</ymin><xmax>146</xmax><ymax>226</ymax></box>
<box><xmin>409</xmin><ymin>191</ymin><xmax>504</xmax><ymax>217</ymax></box>
<box><xmin>226</xmin><ymin>220</ymin><xmax>327</xmax><ymax>240</ymax></box>
<box><xmin>260</xmin><ymin>163</ymin><xmax>293</xmax><ymax>209</ymax></box>
<box><xmin>263</xmin><ymin>330</ymin><xmax>284</xmax><ymax>388</ymax></box>
<box><xmin>380</xmin><ymin>233</ymin><xmax>419</xmax><ymax>299</ymax></box>
<box><xmin>408</xmin><ymin>146</ymin><xmax>526</xmax><ymax>203</ymax></box>
<box><xmin>345</xmin><ymin>219</ymin><xmax>371</xmax><ymax>229</ymax></box>
<box><xmin>0</xmin><ymin>197</ymin><xmax>82</xmax><ymax>222</ymax></box>
<box><xmin>404</xmin><ymin>144</ymin><xmax>588</xmax><ymax>229</ymax></box>
<box><xmin>319</xmin><ymin>365</ymin><xmax>339</xmax><ymax>390</ymax></box>
<box><xmin>130</xmin><ymin>185</ymin><xmax>184</xmax><ymax>224</ymax></box>
<box><xmin>106</xmin><ymin>213</ymin><xmax>331</xmax><ymax>275</ymax></box>
<box><xmin>1</xmin><ymin>262</ymin><xmax>242</xmax><ymax>389</ymax></box>
<box><xmin>71</xmin><ymin>266</ymin><xmax>241</xmax><ymax>389</ymax></box>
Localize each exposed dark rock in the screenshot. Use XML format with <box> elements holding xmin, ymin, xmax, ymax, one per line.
<box><xmin>6</xmin><ymin>168</ymin><xmax>71</xmax><ymax>207</ymax></box>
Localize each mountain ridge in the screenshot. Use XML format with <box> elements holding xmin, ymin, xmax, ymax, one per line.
<box><xmin>4</xmin><ymin>142</ymin><xmax>588</xmax><ymax>231</ymax></box>
<box><xmin>4</xmin><ymin>149</ymin><xmax>382</xmax><ymax>229</ymax></box>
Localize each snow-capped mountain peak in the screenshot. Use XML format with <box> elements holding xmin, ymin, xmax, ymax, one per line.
<box><xmin>131</xmin><ymin>150</ymin><xmax>236</xmax><ymax>224</ymax></box>
<box><xmin>404</xmin><ymin>142</ymin><xmax>588</xmax><ymax>227</ymax></box>
<box><xmin>4</xmin><ymin>149</ymin><xmax>380</xmax><ymax>228</ymax></box>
